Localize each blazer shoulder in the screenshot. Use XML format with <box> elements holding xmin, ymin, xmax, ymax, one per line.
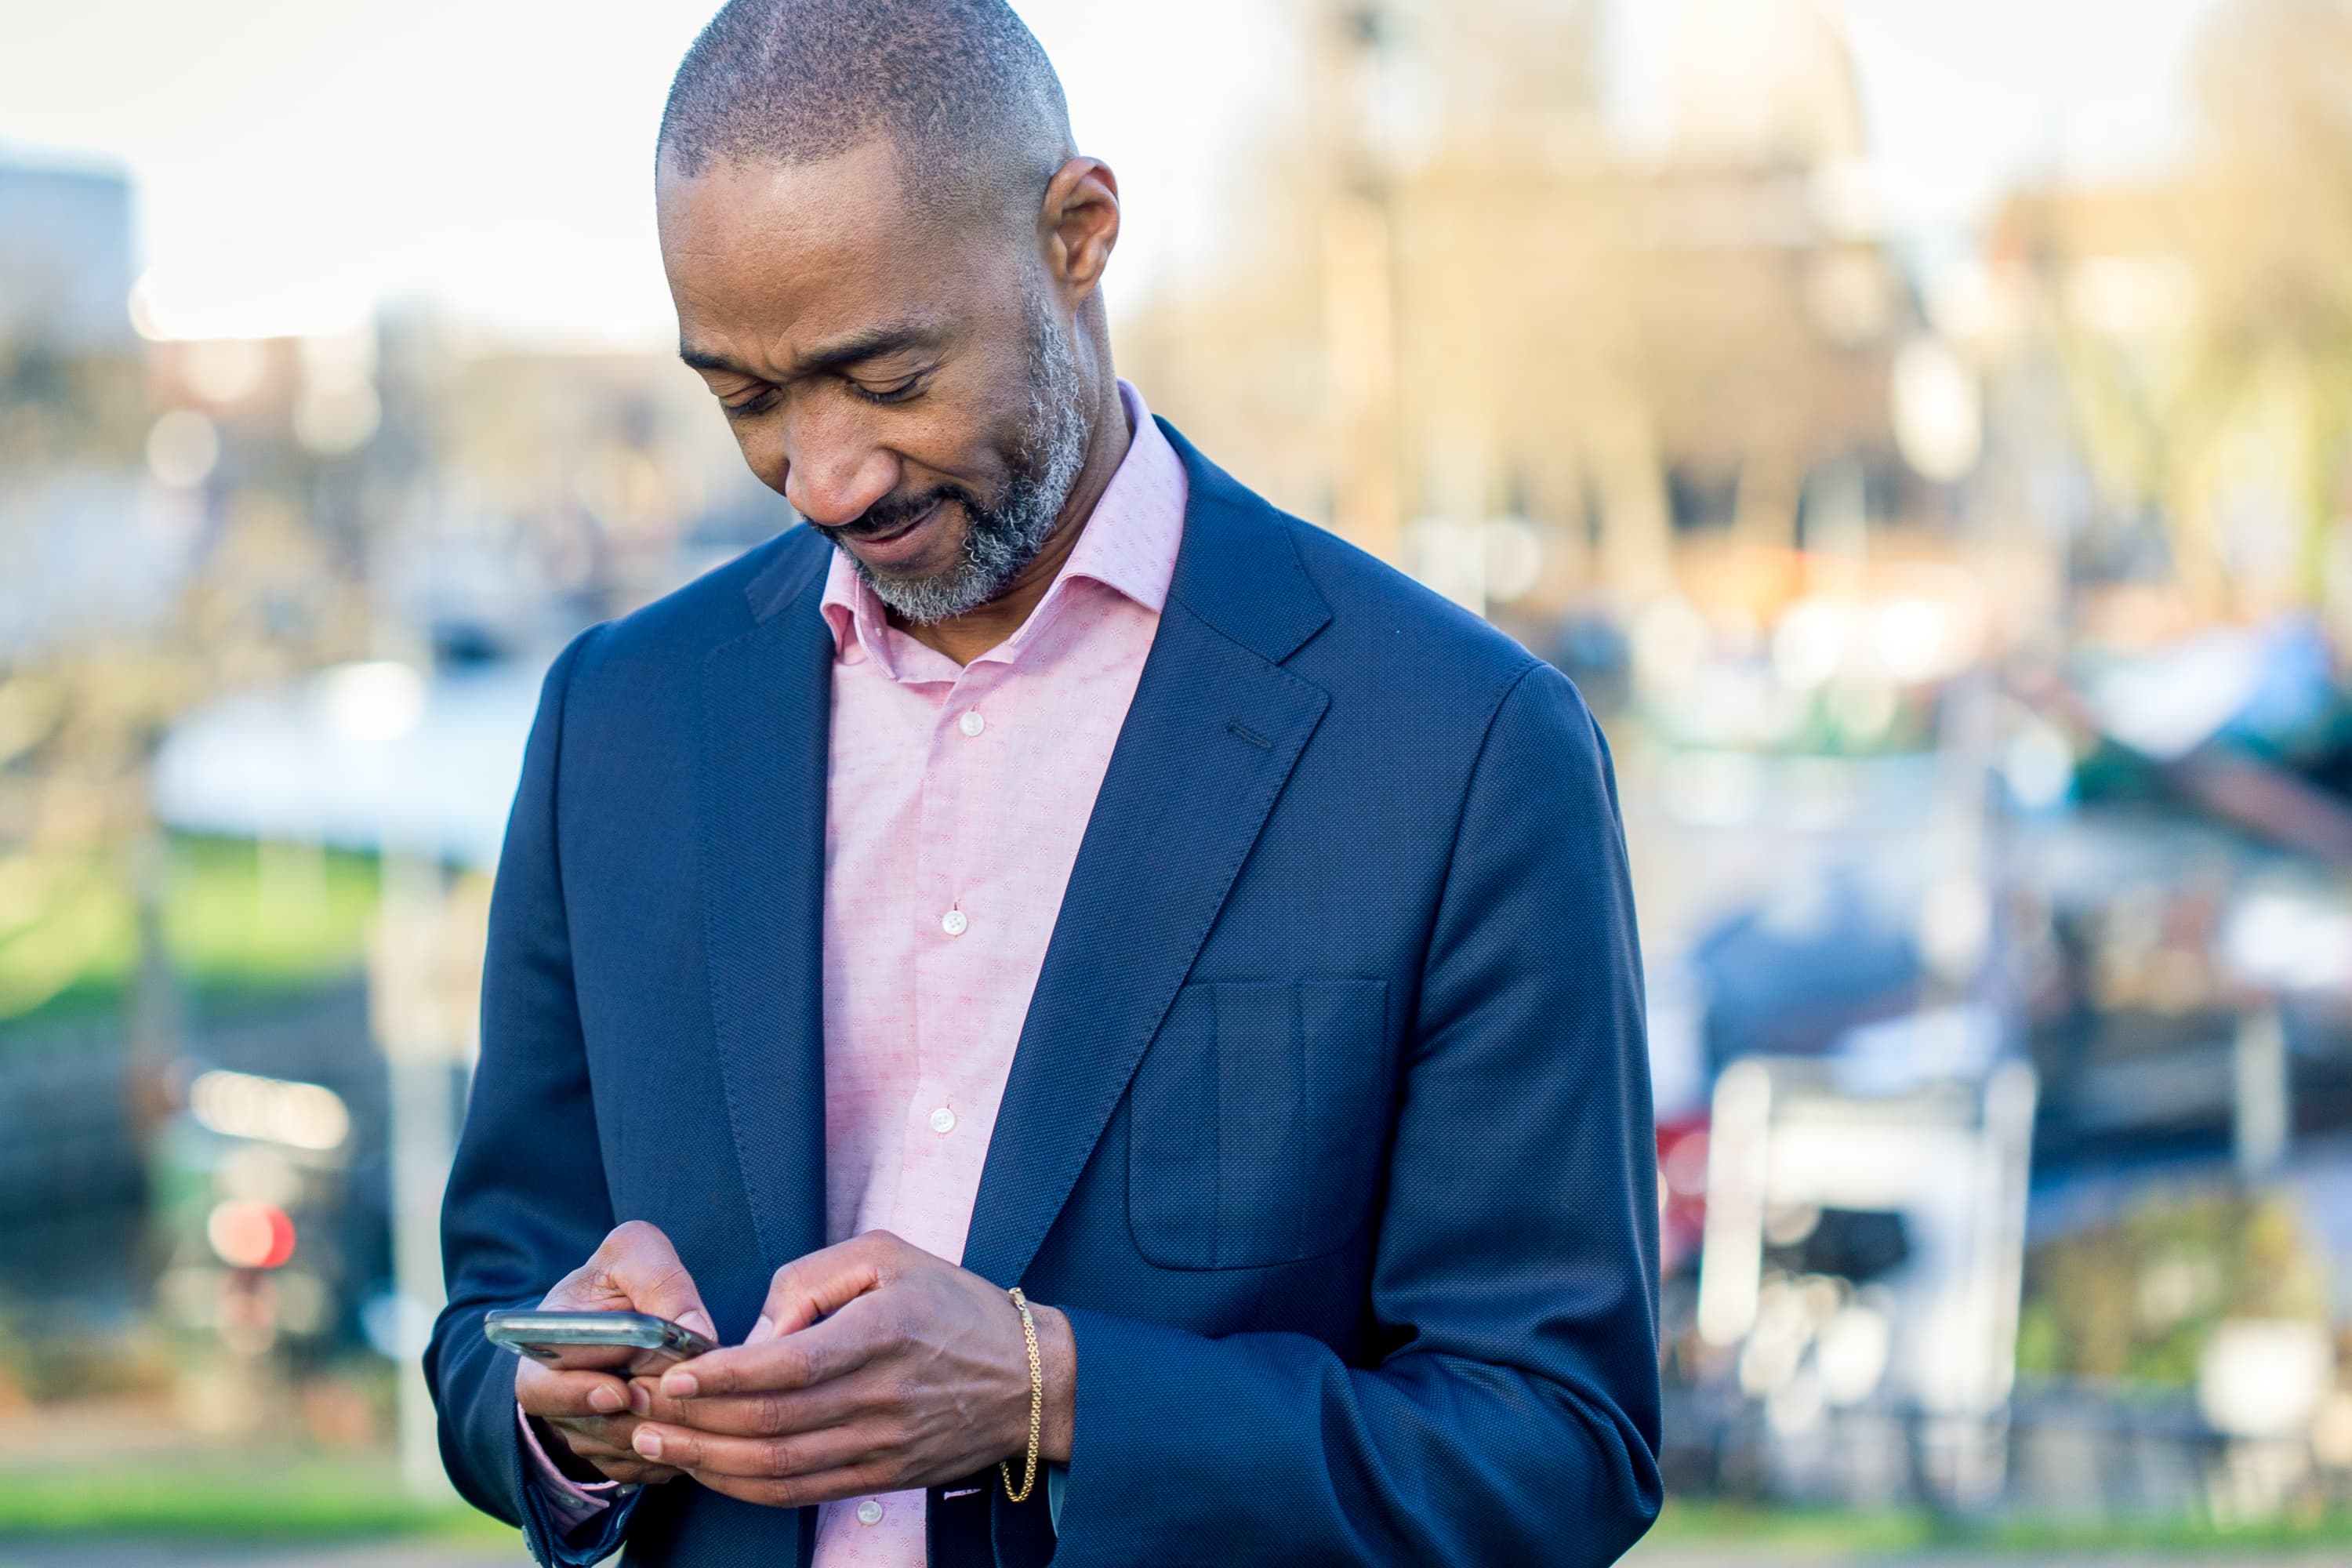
<box><xmin>1274</xmin><ymin>510</ymin><xmax>1545</xmax><ymax>710</ymax></box>
<box><xmin>1163</xmin><ymin>419</ymin><xmax>1535</xmax><ymax>705</ymax></box>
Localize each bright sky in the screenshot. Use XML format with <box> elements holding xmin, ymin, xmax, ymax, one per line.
<box><xmin>0</xmin><ymin>0</ymin><xmax>2225</xmax><ymax>345</ymax></box>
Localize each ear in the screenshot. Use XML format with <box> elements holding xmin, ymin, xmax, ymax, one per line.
<box><xmin>1040</xmin><ymin>156</ymin><xmax>1120</xmax><ymax>304</ymax></box>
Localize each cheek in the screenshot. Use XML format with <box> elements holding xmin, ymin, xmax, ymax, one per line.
<box><xmin>906</xmin><ymin>346</ymin><xmax>1036</xmax><ymax>479</ymax></box>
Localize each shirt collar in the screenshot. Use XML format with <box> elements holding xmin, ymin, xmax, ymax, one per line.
<box><xmin>818</xmin><ymin>378</ymin><xmax>1187</xmax><ymax>676</ymax></box>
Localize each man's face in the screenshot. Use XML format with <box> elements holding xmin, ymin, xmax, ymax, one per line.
<box><xmin>658</xmin><ymin>140</ymin><xmax>1088</xmax><ymax>621</ymax></box>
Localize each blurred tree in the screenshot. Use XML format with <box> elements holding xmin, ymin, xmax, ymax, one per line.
<box><xmin>2187</xmin><ymin>0</ymin><xmax>2352</xmax><ymax>615</ymax></box>
<box><xmin>1998</xmin><ymin>0</ymin><xmax>2352</xmax><ymax>621</ymax></box>
<box><xmin>1116</xmin><ymin>0</ymin><xmax>1905</xmax><ymax>615</ymax></box>
<box><xmin>2016</xmin><ymin>1190</ymin><xmax>2328</xmax><ymax>1385</ymax></box>
<box><xmin>0</xmin><ymin>326</ymin><xmax>370</xmax><ymax>1040</ymax></box>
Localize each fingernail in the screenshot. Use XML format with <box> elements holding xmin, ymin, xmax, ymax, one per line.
<box><xmin>588</xmin><ymin>1384</ymin><xmax>624</xmax><ymax>1414</ymax></box>
<box><xmin>662</xmin><ymin>1370</ymin><xmax>698</xmax><ymax>1399</ymax></box>
<box><xmin>746</xmin><ymin>1314</ymin><xmax>775</xmax><ymax>1345</ymax></box>
<box><xmin>626</xmin><ymin>1383</ymin><xmax>651</xmax><ymax>1414</ymax></box>
<box><xmin>633</xmin><ymin>1428</ymin><xmax>663</xmax><ymax>1461</ymax></box>
<box><xmin>678</xmin><ymin>1310</ymin><xmax>715</xmax><ymax>1340</ymax></box>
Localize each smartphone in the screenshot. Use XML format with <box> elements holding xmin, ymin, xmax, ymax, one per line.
<box><xmin>483</xmin><ymin>1308</ymin><xmax>719</xmax><ymax>1376</ymax></box>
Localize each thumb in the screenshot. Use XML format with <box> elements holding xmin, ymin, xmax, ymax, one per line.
<box><xmin>595</xmin><ymin>1220</ymin><xmax>714</xmax><ymax>1341</ymax></box>
<box><xmin>636</xmin><ymin>1262</ymin><xmax>714</xmax><ymax>1344</ymax></box>
<box><xmin>746</xmin><ymin>1235</ymin><xmax>890</xmax><ymax>1345</ymax></box>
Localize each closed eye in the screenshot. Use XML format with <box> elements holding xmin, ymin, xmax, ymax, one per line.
<box><xmin>848</xmin><ymin>374</ymin><xmax>925</xmax><ymax>406</ymax></box>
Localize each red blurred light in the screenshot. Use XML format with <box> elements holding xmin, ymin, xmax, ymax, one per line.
<box><xmin>207</xmin><ymin>1200</ymin><xmax>296</xmax><ymax>1269</ymax></box>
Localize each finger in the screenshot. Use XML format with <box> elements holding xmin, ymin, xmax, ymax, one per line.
<box><xmin>607</xmin><ymin>1462</ymin><xmax>687</xmax><ymax>1484</ymax></box>
<box><xmin>659</xmin><ymin>1294</ymin><xmax>887</xmax><ymax>1400</ymax></box>
<box><xmin>629</xmin><ymin>1418</ymin><xmax>881</xmax><ymax>1479</ymax></box>
<box><xmin>684</xmin><ymin>1463</ymin><xmax>905</xmax><ymax>1512</ymax></box>
<box><xmin>517</xmin><ymin>1361</ymin><xmax>633</xmax><ymax>1420</ymax></box>
<box><xmin>545</xmin><ymin>1412</ymin><xmax>647</xmax><ymax>1454</ymax></box>
<box><xmin>536</xmin><ymin>1417</ymin><xmax>684</xmax><ymax>1485</ymax></box>
<box><xmin>746</xmin><ymin>1231</ymin><xmax>914</xmax><ymax>1344</ymax></box>
<box><xmin>554</xmin><ymin>1445</ymin><xmax>686</xmax><ymax>1486</ymax></box>
<box><xmin>626</xmin><ymin>1369</ymin><xmax>866</xmax><ymax>1435</ymax></box>
<box><xmin>556</xmin><ymin>1439</ymin><xmax>684</xmax><ymax>1484</ymax></box>
<box><xmin>589</xmin><ymin>1220</ymin><xmax>717</xmax><ymax>1341</ymax></box>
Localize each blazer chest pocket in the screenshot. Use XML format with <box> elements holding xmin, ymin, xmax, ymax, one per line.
<box><xmin>1127</xmin><ymin>978</ymin><xmax>1391</xmax><ymax>1270</ymax></box>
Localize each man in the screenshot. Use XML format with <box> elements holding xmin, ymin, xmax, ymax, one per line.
<box><xmin>425</xmin><ymin>1</ymin><xmax>1661</xmax><ymax>1563</ymax></box>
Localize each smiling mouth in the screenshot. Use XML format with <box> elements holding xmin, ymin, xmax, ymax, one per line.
<box><xmin>835</xmin><ymin>496</ymin><xmax>944</xmax><ymax>546</ymax></box>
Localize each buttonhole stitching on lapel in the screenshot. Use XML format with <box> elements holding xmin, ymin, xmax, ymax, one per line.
<box><xmin>1226</xmin><ymin>718</ymin><xmax>1274</xmax><ymax>751</ymax></box>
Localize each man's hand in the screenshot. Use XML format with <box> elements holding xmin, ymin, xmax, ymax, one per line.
<box><xmin>618</xmin><ymin>1231</ymin><xmax>1076</xmax><ymax>1509</ymax></box>
<box><xmin>514</xmin><ymin>1220</ymin><xmax>717</xmax><ymax>1486</ymax></box>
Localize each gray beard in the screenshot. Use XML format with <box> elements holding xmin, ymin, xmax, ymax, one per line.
<box><xmin>847</xmin><ymin>291</ymin><xmax>1091</xmax><ymax>625</ymax></box>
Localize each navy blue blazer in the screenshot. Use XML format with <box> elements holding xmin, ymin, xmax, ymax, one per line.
<box><xmin>426</xmin><ymin>422</ymin><xmax>1662</xmax><ymax>1567</ymax></box>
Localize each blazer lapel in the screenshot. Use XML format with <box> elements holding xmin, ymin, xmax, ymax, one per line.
<box><xmin>961</xmin><ymin>426</ymin><xmax>1334</xmax><ymax>1288</ymax></box>
<box><xmin>699</xmin><ymin>534</ymin><xmax>835</xmax><ymax>1279</ymax></box>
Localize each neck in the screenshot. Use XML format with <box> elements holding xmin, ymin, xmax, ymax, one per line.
<box><xmin>892</xmin><ymin>370</ymin><xmax>1134</xmax><ymax>666</ymax></box>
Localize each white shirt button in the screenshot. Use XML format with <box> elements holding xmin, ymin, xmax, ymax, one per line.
<box><xmin>958</xmin><ymin>710</ymin><xmax>985</xmax><ymax>738</ymax></box>
<box><xmin>929</xmin><ymin>1105</ymin><xmax>957</xmax><ymax>1134</ymax></box>
<box><xmin>941</xmin><ymin>908</ymin><xmax>968</xmax><ymax>937</ymax></box>
<box><xmin>856</xmin><ymin>1499</ymin><xmax>884</xmax><ymax>1526</ymax></box>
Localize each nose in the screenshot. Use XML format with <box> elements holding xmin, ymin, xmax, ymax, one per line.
<box><xmin>776</xmin><ymin>403</ymin><xmax>902</xmax><ymax>527</ymax></box>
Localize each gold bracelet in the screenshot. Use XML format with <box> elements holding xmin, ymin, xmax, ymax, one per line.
<box><xmin>1000</xmin><ymin>1286</ymin><xmax>1043</xmax><ymax>1504</ymax></box>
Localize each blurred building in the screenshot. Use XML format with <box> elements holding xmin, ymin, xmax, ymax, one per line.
<box><xmin>0</xmin><ymin>154</ymin><xmax>159</xmax><ymax>655</ymax></box>
<box><xmin>0</xmin><ymin>158</ymin><xmax>136</xmax><ymax>356</ymax></box>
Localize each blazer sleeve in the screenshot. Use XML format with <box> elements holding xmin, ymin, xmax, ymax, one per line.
<box><xmin>1044</xmin><ymin>661</ymin><xmax>1663</xmax><ymax>1567</ymax></box>
<box><xmin>423</xmin><ymin>622</ymin><xmax>648</xmax><ymax>1566</ymax></box>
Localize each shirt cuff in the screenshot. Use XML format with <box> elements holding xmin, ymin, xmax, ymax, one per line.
<box><xmin>516</xmin><ymin>1402</ymin><xmax>635</xmax><ymax>1535</ymax></box>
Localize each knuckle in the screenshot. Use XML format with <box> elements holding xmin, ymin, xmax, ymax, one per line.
<box><xmin>749</xmin><ymin>1392</ymin><xmax>792</xmax><ymax>1432</ymax></box>
<box><xmin>543</xmin><ymin>1266</ymin><xmax>588</xmax><ymax>1303</ymax></box>
<box><xmin>757</xmin><ymin>1437</ymin><xmax>800</xmax><ymax>1475</ymax></box>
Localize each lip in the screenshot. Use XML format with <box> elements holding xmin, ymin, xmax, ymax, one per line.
<box><xmin>837</xmin><ymin>498</ymin><xmax>948</xmax><ymax>572</ymax></box>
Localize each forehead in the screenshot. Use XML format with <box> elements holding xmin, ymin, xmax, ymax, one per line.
<box><xmin>657</xmin><ymin>142</ymin><xmax>1013</xmax><ymax>367</ymax></box>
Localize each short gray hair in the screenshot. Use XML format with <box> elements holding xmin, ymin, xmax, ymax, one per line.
<box><xmin>659</xmin><ymin>0</ymin><xmax>1075</xmax><ymax>223</ymax></box>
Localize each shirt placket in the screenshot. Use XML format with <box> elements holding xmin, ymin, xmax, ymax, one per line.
<box><xmin>902</xmin><ymin>652</ymin><xmax>1005</xmax><ymax>1261</ymax></box>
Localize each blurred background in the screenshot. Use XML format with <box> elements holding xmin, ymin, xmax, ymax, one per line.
<box><xmin>6</xmin><ymin>0</ymin><xmax>2352</xmax><ymax>1562</ymax></box>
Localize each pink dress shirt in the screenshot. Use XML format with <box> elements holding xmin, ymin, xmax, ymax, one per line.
<box><xmin>521</xmin><ymin>379</ymin><xmax>1188</xmax><ymax>1567</ymax></box>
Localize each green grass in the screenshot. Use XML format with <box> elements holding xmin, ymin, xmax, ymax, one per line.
<box><xmin>1984</xmin><ymin>1509</ymin><xmax>2352</xmax><ymax>1555</ymax></box>
<box><xmin>161</xmin><ymin>835</ymin><xmax>385</xmax><ymax>998</ymax></box>
<box><xmin>9</xmin><ymin>1468</ymin><xmax>2348</xmax><ymax>1553</ymax></box>
<box><xmin>1641</xmin><ymin>1501</ymin><xmax>1942</xmax><ymax>1555</ymax></box>
<box><xmin>0</xmin><ymin>1454</ymin><xmax>519</xmax><ymax>1543</ymax></box>
<box><xmin>0</xmin><ymin>833</ymin><xmax>385</xmax><ymax>1035</ymax></box>
<box><xmin>1641</xmin><ymin>1498</ymin><xmax>2352</xmax><ymax>1557</ymax></box>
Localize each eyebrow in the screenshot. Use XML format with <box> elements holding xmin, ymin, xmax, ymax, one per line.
<box><xmin>679</xmin><ymin>320</ymin><xmax>946</xmax><ymax>383</ymax></box>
